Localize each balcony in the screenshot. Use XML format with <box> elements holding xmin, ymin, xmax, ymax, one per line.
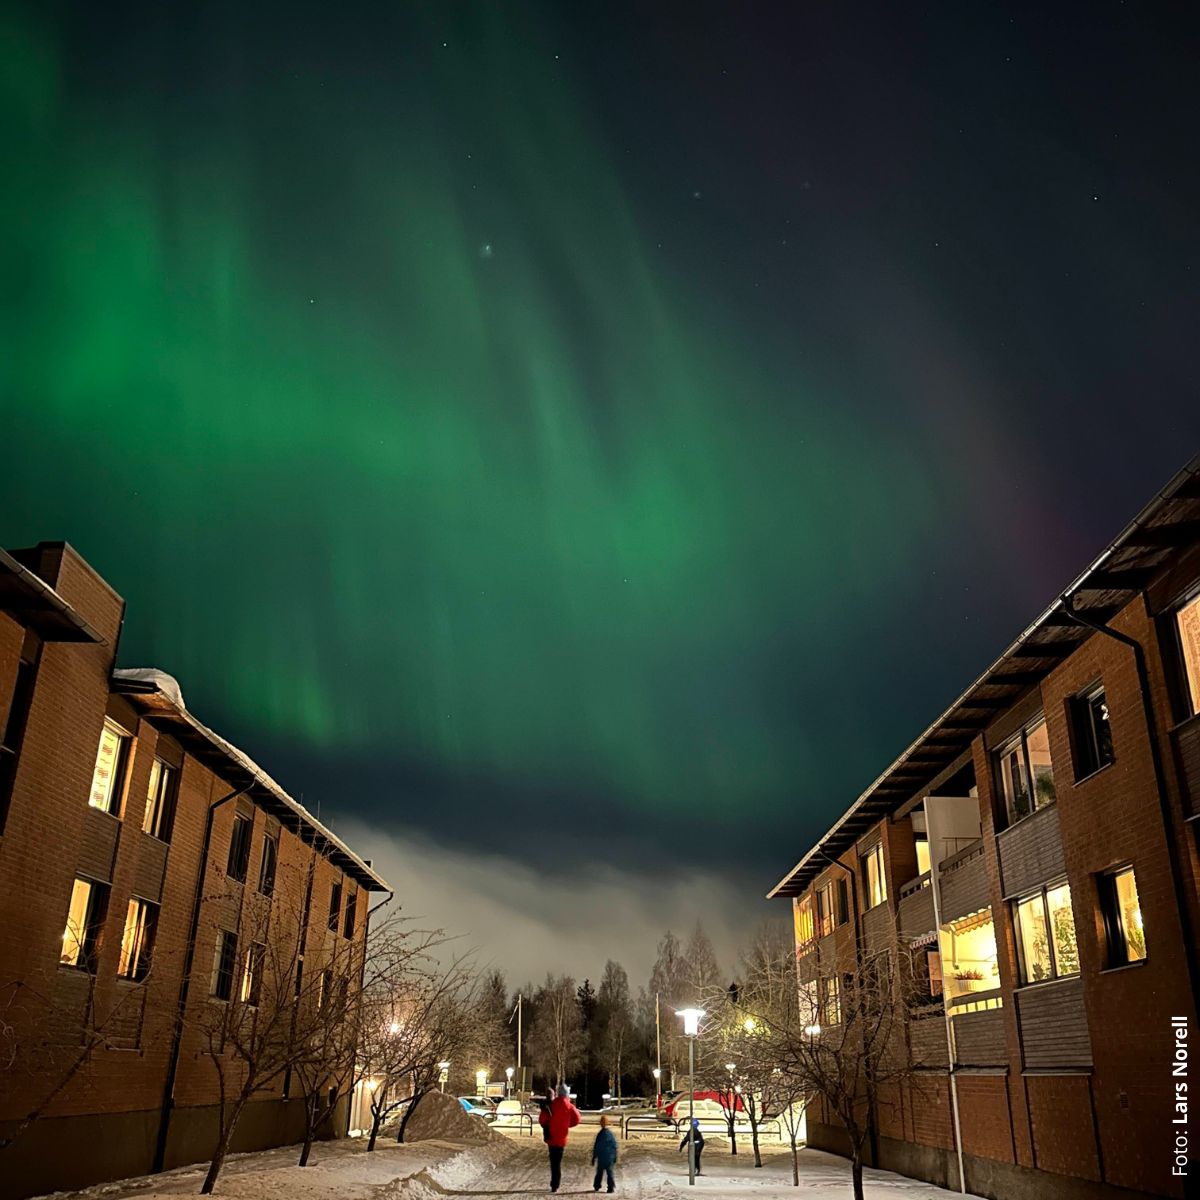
<box><xmin>938</xmin><ymin>838</ymin><xmax>989</xmax><ymax>922</ymax></box>
<box><xmin>898</xmin><ymin>874</ymin><xmax>935</xmax><ymax>939</ymax></box>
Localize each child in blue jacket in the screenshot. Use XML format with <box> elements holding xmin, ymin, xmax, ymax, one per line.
<box><xmin>591</xmin><ymin>1115</ymin><xmax>618</xmax><ymax>1193</ymax></box>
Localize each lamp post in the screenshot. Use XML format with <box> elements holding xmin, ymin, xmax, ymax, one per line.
<box><xmin>652</xmin><ymin>1067</ymin><xmax>661</xmax><ymax>1109</ymax></box>
<box><xmin>675</xmin><ymin>1008</ymin><xmax>705</xmax><ymax>1186</ymax></box>
<box><xmin>724</xmin><ymin>1063</ymin><xmax>738</xmax><ymax>1156</ymax></box>
<box><xmin>505</xmin><ymin>1066</ymin><xmax>514</xmax><ymax>1097</ymax></box>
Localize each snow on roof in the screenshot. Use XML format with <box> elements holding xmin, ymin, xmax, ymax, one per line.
<box><xmin>113</xmin><ymin>667</ymin><xmax>391</xmax><ymax>892</ymax></box>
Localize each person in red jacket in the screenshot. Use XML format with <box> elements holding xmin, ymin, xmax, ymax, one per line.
<box><xmin>538</xmin><ymin>1084</ymin><xmax>582</xmax><ymax>1192</ymax></box>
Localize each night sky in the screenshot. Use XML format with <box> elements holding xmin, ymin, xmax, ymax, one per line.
<box><xmin>3</xmin><ymin>2</ymin><xmax>1198</xmax><ymax>982</ymax></box>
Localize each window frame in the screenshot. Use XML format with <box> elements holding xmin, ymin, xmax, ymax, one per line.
<box><xmin>328</xmin><ymin>878</ymin><xmax>343</xmax><ymax>932</ymax></box>
<box><xmin>61</xmin><ymin>876</ymin><xmax>110</xmax><ymax>971</ymax></box>
<box><xmin>342</xmin><ymin>888</ymin><xmax>357</xmax><ymax>939</ymax></box>
<box><xmin>241</xmin><ymin>941</ymin><xmax>266</xmax><ymax>1007</ymax></box>
<box><xmin>0</xmin><ymin>638</ymin><xmax>41</xmax><ymax>833</ymax></box>
<box><xmin>142</xmin><ymin>758</ymin><xmax>178</xmax><ymax>840</ymax></box>
<box><xmin>226</xmin><ymin>812</ymin><xmax>253</xmax><ymax>883</ymax></box>
<box><xmin>257</xmin><ymin>830</ymin><xmax>279</xmax><ymax>897</ymax></box>
<box><xmin>815</xmin><ymin>882</ymin><xmax>834</xmax><ymax>938</ymax></box>
<box><xmin>1012</xmin><ymin>878</ymin><xmax>1080</xmax><ymax>985</ymax></box>
<box><xmin>117</xmin><ymin>896</ymin><xmax>159</xmax><ymax>982</ymax></box>
<box><xmin>212</xmin><ymin>929</ymin><xmax>239</xmax><ymax>1001</ymax></box>
<box><xmin>794</xmin><ymin>895</ymin><xmax>815</xmax><ymax>951</ymax></box>
<box><xmin>1070</xmin><ymin>682</ymin><xmax>1114</xmax><ymax>781</ymax></box>
<box><xmin>994</xmin><ymin>714</ymin><xmax>1056</xmax><ymax>825</ymax></box>
<box><xmin>88</xmin><ymin>719</ymin><xmax>131</xmax><ymax>817</ymax></box>
<box><xmin>1099</xmin><ymin>864</ymin><xmax>1147</xmax><ymax>968</ymax></box>
<box><xmin>1170</xmin><ymin>583</ymin><xmax>1200</xmax><ymax>720</ymax></box>
<box><xmin>861</xmin><ymin>843</ymin><xmax>886</xmax><ymax>910</ymax></box>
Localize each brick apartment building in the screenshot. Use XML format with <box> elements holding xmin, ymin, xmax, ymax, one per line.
<box><xmin>0</xmin><ymin>542</ymin><xmax>390</xmax><ymax>1199</ymax></box>
<box><xmin>769</xmin><ymin>458</ymin><xmax>1200</xmax><ymax>1200</ymax></box>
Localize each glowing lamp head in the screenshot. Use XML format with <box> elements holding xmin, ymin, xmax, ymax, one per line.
<box><xmin>389</xmin><ymin>1021</ymin><xmax>401</xmax><ymax>1035</ymax></box>
<box><xmin>652</xmin><ymin>1067</ymin><xmax>661</xmax><ymax>1080</ymax></box>
<box><xmin>675</xmin><ymin>1007</ymin><xmax>705</xmax><ymax>1036</ymax></box>
<box><xmin>804</xmin><ymin>1023</ymin><xmax>822</xmax><ymax>1037</ymax></box>
<box><xmin>743</xmin><ymin>1017</ymin><xmax>756</xmax><ymax>1033</ymax></box>
<box><xmin>505</xmin><ymin>1066</ymin><xmax>514</xmax><ymax>1079</ymax></box>
<box><xmin>725</xmin><ymin>1063</ymin><xmax>736</xmax><ymax>1072</ymax></box>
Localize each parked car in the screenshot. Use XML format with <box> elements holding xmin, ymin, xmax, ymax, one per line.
<box><xmin>457</xmin><ymin>1096</ymin><xmax>497</xmax><ymax>1119</ymax></box>
<box><xmin>663</xmin><ymin>1091</ymin><xmax>746</xmax><ymax>1120</ymax></box>
<box><xmin>492</xmin><ymin>1099</ymin><xmax>527</xmax><ymax>1127</ymax></box>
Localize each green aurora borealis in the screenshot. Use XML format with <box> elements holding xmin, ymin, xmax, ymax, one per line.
<box><xmin>3</xmin><ymin>2</ymin><xmax>1198</xmax><ymax>882</ymax></box>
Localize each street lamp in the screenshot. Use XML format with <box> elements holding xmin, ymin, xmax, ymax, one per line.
<box><xmin>438</xmin><ymin>1062</ymin><xmax>450</xmax><ymax>1092</ymax></box>
<box><xmin>743</xmin><ymin>1017</ymin><xmax>756</xmax><ymax>1034</ymax></box>
<box><xmin>804</xmin><ymin>1023</ymin><xmax>822</xmax><ymax>1038</ymax></box>
<box><xmin>652</xmin><ymin>1066</ymin><xmax>662</xmax><ymax>1108</ymax></box>
<box><xmin>505</xmin><ymin>1066</ymin><xmax>514</xmax><ymax>1096</ymax></box>
<box><xmin>675</xmin><ymin>1008</ymin><xmax>705</xmax><ymax>1186</ymax></box>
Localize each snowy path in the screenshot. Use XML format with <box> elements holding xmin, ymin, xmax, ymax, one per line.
<box><xmin>37</xmin><ymin>1133</ymin><xmax>966</xmax><ymax>1200</ymax></box>
<box><xmin>454</xmin><ymin>1136</ymin><xmax>962</xmax><ymax>1200</ymax></box>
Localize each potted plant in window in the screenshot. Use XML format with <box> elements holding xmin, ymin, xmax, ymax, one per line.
<box><xmin>952</xmin><ymin>969</ymin><xmax>986</xmax><ymax>995</ymax></box>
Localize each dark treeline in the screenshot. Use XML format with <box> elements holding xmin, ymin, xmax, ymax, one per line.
<box><xmin>451</xmin><ymin>919</ymin><xmax>789</xmax><ymax>1105</ymax></box>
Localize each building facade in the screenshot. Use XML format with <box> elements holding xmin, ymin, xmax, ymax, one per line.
<box><xmin>770</xmin><ymin>460</ymin><xmax>1200</xmax><ymax>1200</ymax></box>
<box><xmin>0</xmin><ymin>542</ymin><xmax>390</xmax><ymax>1200</ymax></box>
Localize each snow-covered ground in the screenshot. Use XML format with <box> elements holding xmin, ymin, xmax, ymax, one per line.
<box><xmin>34</xmin><ymin>1129</ymin><xmax>966</xmax><ymax>1200</ymax></box>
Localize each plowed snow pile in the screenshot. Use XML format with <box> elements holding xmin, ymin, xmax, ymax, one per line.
<box><xmin>403</xmin><ymin>1091</ymin><xmax>496</xmax><ymax>1142</ymax></box>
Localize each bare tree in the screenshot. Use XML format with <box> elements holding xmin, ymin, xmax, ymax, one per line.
<box><xmin>0</xmin><ymin>968</ymin><xmax>159</xmax><ymax>1155</ymax></box>
<box><xmin>193</xmin><ymin>876</ymin><xmax>342</xmax><ymax>1194</ymax></box>
<box><xmin>596</xmin><ymin>961</ymin><xmax>632</xmax><ymax>1100</ymax></box>
<box><xmin>351</xmin><ymin>935</ymin><xmax>478</xmax><ymax>1150</ymax></box>
<box><xmin>648</xmin><ymin>932</ymin><xmax>690</xmax><ymax>1090</ymax></box>
<box><xmin>526</xmin><ymin>974</ymin><xmax>584</xmax><ymax>1087</ymax></box>
<box><xmin>763</xmin><ymin>944</ymin><xmax>923</xmax><ymax>1200</ymax></box>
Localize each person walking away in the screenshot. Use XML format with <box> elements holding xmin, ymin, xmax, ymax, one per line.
<box><xmin>539</xmin><ymin>1083</ymin><xmax>581</xmax><ymax>1192</ymax></box>
<box><xmin>679</xmin><ymin>1118</ymin><xmax>705</xmax><ymax>1176</ymax></box>
<box><xmin>591</xmin><ymin>1115</ymin><xmax>618</xmax><ymax>1193</ymax></box>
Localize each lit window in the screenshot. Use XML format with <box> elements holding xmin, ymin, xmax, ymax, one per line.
<box><xmin>794</xmin><ymin>896</ymin><xmax>815</xmax><ymax>950</ymax></box>
<box><xmin>1176</xmin><ymin>590</ymin><xmax>1200</xmax><ymax>716</ymax></box>
<box><xmin>1071</xmin><ymin>684</ymin><xmax>1113</xmax><ymax>779</ymax></box>
<box><xmin>61</xmin><ymin>878</ymin><xmax>108</xmax><ymax>970</ymax></box>
<box><xmin>1014</xmin><ymin>880</ymin><xmax>1079</xmax><ymax>983</ymax></box>
<box><xmin>226</xmin><ymin>813</ymin><xmax>252</xmax><ymax>882</ymax></box>
<box><xmin>240</xmin><ymin>942</ymin><xmax>265</xmax><ymax>1007</ymax></box>
<box><xmin>996</xmin><ymin>715</ymin><xmax>1056</xmax><ymax>822</ymax></box>
<box><xmin>212</xmin><ymin>930</ymin><xmax>238</xmax><ymax>1000</ymax></box>
<box><xmin>88</xmin><ymin>720</ymin><xmax>129</xmax><ymax>816</ymax></box>
<box><xmin>862</xmin><ymin>843</ymin><xmax>886</xmax><ymax>909</ymax></box>
<box><xmin>117</xmin><ymin>898</ymin><xmax>158</xmax><ymax>981</ymax></box>
<box><xmin>915</xmin><ymin>836</ymin><xmax>931</xmax><ymax>876</ymax></box>
<box><xmin>143</xmin><ymin>759</ymin><xmax>177</xmax><ymax>839</ymax></box>
<box><xmin>821</xmin><ymin>975</ymin><xmax>841</xmax><ymax>1026</ymax></box>
<box><xmin>1101</xmin><ymin>865</ymin><xmax>1147</xmax><ymax>966</ymax></box>
<box><xmin>816</xmin><ymin>883</ymin><xmax>834</xmax><ymax>938</ymax></box>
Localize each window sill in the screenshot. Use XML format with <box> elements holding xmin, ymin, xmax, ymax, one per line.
<box><xmin>1073</xmin><ymin>760</ymin><xmax>1116</xmax><ymax>786</ymax></box>
<box><xmin>87</xmin><ymin>804</ymin><xmax>123</xmax><ymax>823</ymax></box>
<box><xmin>998</xmin><ymin>800</ymin><xmax>1057</xmax><ymax>837</ymax></box>
<box><xmin>1014</xmin><ymin>972</ymin><xmax>1080</xmax><ymax>993</ymax></box>
<box><xmin>1099</xmin><ymin>958</ymin><xmax>1148</xmax><ymax>976</ymax></box>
